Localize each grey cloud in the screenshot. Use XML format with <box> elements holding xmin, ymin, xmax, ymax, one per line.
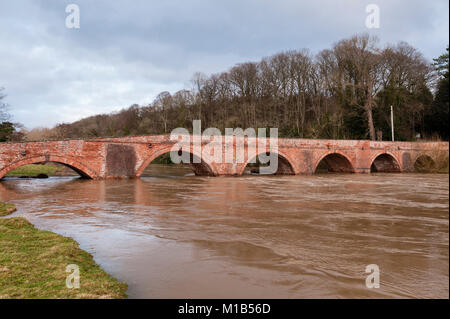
<box><xmin>0</xmin><ymin>0</ymin><xmax>448</xmax><ymax>128</ymax></box>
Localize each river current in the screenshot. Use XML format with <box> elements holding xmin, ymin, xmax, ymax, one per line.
<box><xmin>1</xmin><ymin>165</ymin><xmax>448</xmax><ymax>298</ymax></box>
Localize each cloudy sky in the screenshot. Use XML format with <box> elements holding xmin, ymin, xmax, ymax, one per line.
<box><xmin>0</xmin><ymin>0</ymin><xmax>448</xmax><ymax>129</ymax></box>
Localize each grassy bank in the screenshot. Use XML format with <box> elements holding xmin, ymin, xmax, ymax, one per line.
<box><xmin>0</xmin><ymin>202</ymin><xmax>16</xmax><ymax>217</ymax></box>
<box><xmin>6</xmin><ymin>164</ymin><xmax>64</xmax><ymax>177</ymax></box>
<box><xmin>0</xmin><ymin>202</ymin><xmax>127</xmax><ymax>299</ymax></box>
<box><xmin>438</xmin><ymin>166</ymin><xmax>449</xmax><ymax>174</ymax></box>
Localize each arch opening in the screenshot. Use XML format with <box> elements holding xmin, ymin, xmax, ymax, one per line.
<box><xmin>315</xmin><ymin>153</ymin><xmax>354</xmax><ymax>174</ymax></box>
<box><xmin>370</xmin><ymin>154</ymin><xmax>401</xmax><ymax>173</ymax></box>
<box><xmin>243</xmin><ymin>153</ymin><xmax>295</xmax><ymax>175</ymax></box>
<box><xmin>139</xmin><ymin>151</ymin><xmax>214</xmax><ymax>177</ymax></box>
<box><xmin>414</xmin><ymin>155</ymin><xmax>437</xmax><ymax>173</ymax></box>
<box><xmin>1</xmin><ymin>161</ymin><xmax>93</xmax><ymax>180</ymax></box>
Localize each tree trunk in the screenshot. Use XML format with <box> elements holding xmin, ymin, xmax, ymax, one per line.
<box><xmin>365</xmin><ymin>104</ymin><xmax>376</xmax><ymax>140</ymax></box>
<box><xmin>365</xmin><ymin>85</ymin><xmax>376</xmax><ymax>140</ymax></box>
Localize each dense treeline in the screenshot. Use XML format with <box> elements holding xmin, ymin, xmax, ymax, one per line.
<box><xmin>9</xmin><ymin>35</ymin><xmax>450</xmax><ymax>142</ymax></box>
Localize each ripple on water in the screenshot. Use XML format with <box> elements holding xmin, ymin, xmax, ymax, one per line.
<box><xmin>0</xmin><ymin>170</ymin><xmax>448</xmax><ymax>298</ymax></box>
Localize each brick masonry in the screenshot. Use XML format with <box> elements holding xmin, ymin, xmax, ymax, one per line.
<box><xmin>0</xmin><ymin>135</ymin><xmax>448</xmax><ymax>179</ymax></box>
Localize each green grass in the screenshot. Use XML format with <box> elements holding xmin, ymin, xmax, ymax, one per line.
<box><xmin>438</xmin><ymin>167</ymin><xmax>449</xmax><ymax>174</ymax></box>
<box><xmin>0</xmin><ymin>206</ymin><xmax>127</xmax><ymax>298</ymax></box>
<box><xmin>151</xmin><ymin>153</ymin><xmax>174</xmax><ymax>164</ymax></box>
<box><xmin>6</xmin><ymin>164</ymin><xmax>64</xmax><ymax>177</ymax></box>
<box><xmin>0</xmin><ymin>202</ymin><xmax>16</xmax><ymax>217</ymax></box>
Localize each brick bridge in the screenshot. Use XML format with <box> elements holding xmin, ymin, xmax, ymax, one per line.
<box><xmin>0</xmin><ymin>135</ymin><xmax>448</xmax><ymax>179</ymax></box>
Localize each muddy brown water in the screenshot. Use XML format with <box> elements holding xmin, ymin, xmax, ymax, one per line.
<box><xmin>0</xmin><ymin>165</ymin><xmax>448</xmax><ymax>298</ymax></box>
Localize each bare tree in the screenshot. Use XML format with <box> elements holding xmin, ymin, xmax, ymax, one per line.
<box><xmin>331</xmin><ymin>34</ymin><xmax>381</xmax><ymax>140</ymax></box>
<box><xmin>32</xmin><ymin>34</ymin><xmax>441</xmax><ymax>142</ymax></box>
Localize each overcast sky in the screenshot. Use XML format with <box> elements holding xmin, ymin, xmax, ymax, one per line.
<box><xmin>0</xmin><ymin>0</ymin><xmax>448</xmax><ymax>129</ymax></box>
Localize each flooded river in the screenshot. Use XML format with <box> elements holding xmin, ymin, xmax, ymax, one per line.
<box><xmin>0</xmin><ymin>165</ymin><xmax>448</xmax><ymax>298</ymax></box>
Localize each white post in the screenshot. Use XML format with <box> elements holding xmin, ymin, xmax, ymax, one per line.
<box><xmin>390</xmin><ymin>105</ymin><xmax>394</xmax><ymax>142</ymax></box>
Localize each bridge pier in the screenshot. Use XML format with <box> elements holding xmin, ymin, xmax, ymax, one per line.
<box><xmin>354</xmin><ymin>168</ymin><xmax>371</xmax><ymax>174</ymax></box>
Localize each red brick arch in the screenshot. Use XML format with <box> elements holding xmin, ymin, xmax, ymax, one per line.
<box><xmin>314</xmin><ymin>151</ymin><xmax>355</xmax><ymax>173</ymax></box>
<box><xmin>369</xmin><ymin>151</ymin><xmax>402</xmax><ymax>173</ymax></box>
<box><xmin>413</xmin><ymin>152</ymin><xmax>440</xmax><ymax>166</ymax></box>
<box><xmin>135</xmin><ymin>146</ymin><xmax>216</xmax><ymax>177</ymax></box>
<box><xmin>238</xmin><ymin>150</ymin><xmax>296</xmax><ymax>175</ymax></box>
<box><xmin>0</xmin><ymin>155</ymin><xmax>100</xmax><ymax>179</ymax></box>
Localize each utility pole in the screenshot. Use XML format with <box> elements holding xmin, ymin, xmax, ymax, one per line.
<box><xmin>390</xmin><ymin>105</ymin><xmax>395</xmax><ymax>142</ymax></box>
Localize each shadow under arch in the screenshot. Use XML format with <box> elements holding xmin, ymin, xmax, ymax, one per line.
<box><xmin>414</xmin><ymin>154</ymin><xmax>437</xmax><ymax>172</ymax></box>
<box><xmin>0</xmin><ymin>155</ymin><xmax>98</xmax><ymax>180</ymax></box>
<box><xmin>370</xmin><ymin>153</ymin><xmax>401</xmax><ymax>173</ymax></box>
<box><xmin>239</xmin><ymin>151</ymin><xmax>295</xmax><ymax>175</ymax></box>
<box><xmin>136</xmin><ymin>148</ymin><xmax>216</xmax><ymax>177</ymax></box>
<box><xmin>314</xmin><ymin>152</ymin><xmax>355</xmax><ymax>174</ymax></box>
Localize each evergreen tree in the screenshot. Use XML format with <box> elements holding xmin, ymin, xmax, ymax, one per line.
<box><xmin>425</xmin><ymin>47</ymin><xmax>449</xmax><ymax>140</ymax></box>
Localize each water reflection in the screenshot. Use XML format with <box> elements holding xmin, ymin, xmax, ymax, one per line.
<box><xmin>0</xmin><ymin>166</ymin><xmax>448</xmax><ymax>298</ymax></box>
